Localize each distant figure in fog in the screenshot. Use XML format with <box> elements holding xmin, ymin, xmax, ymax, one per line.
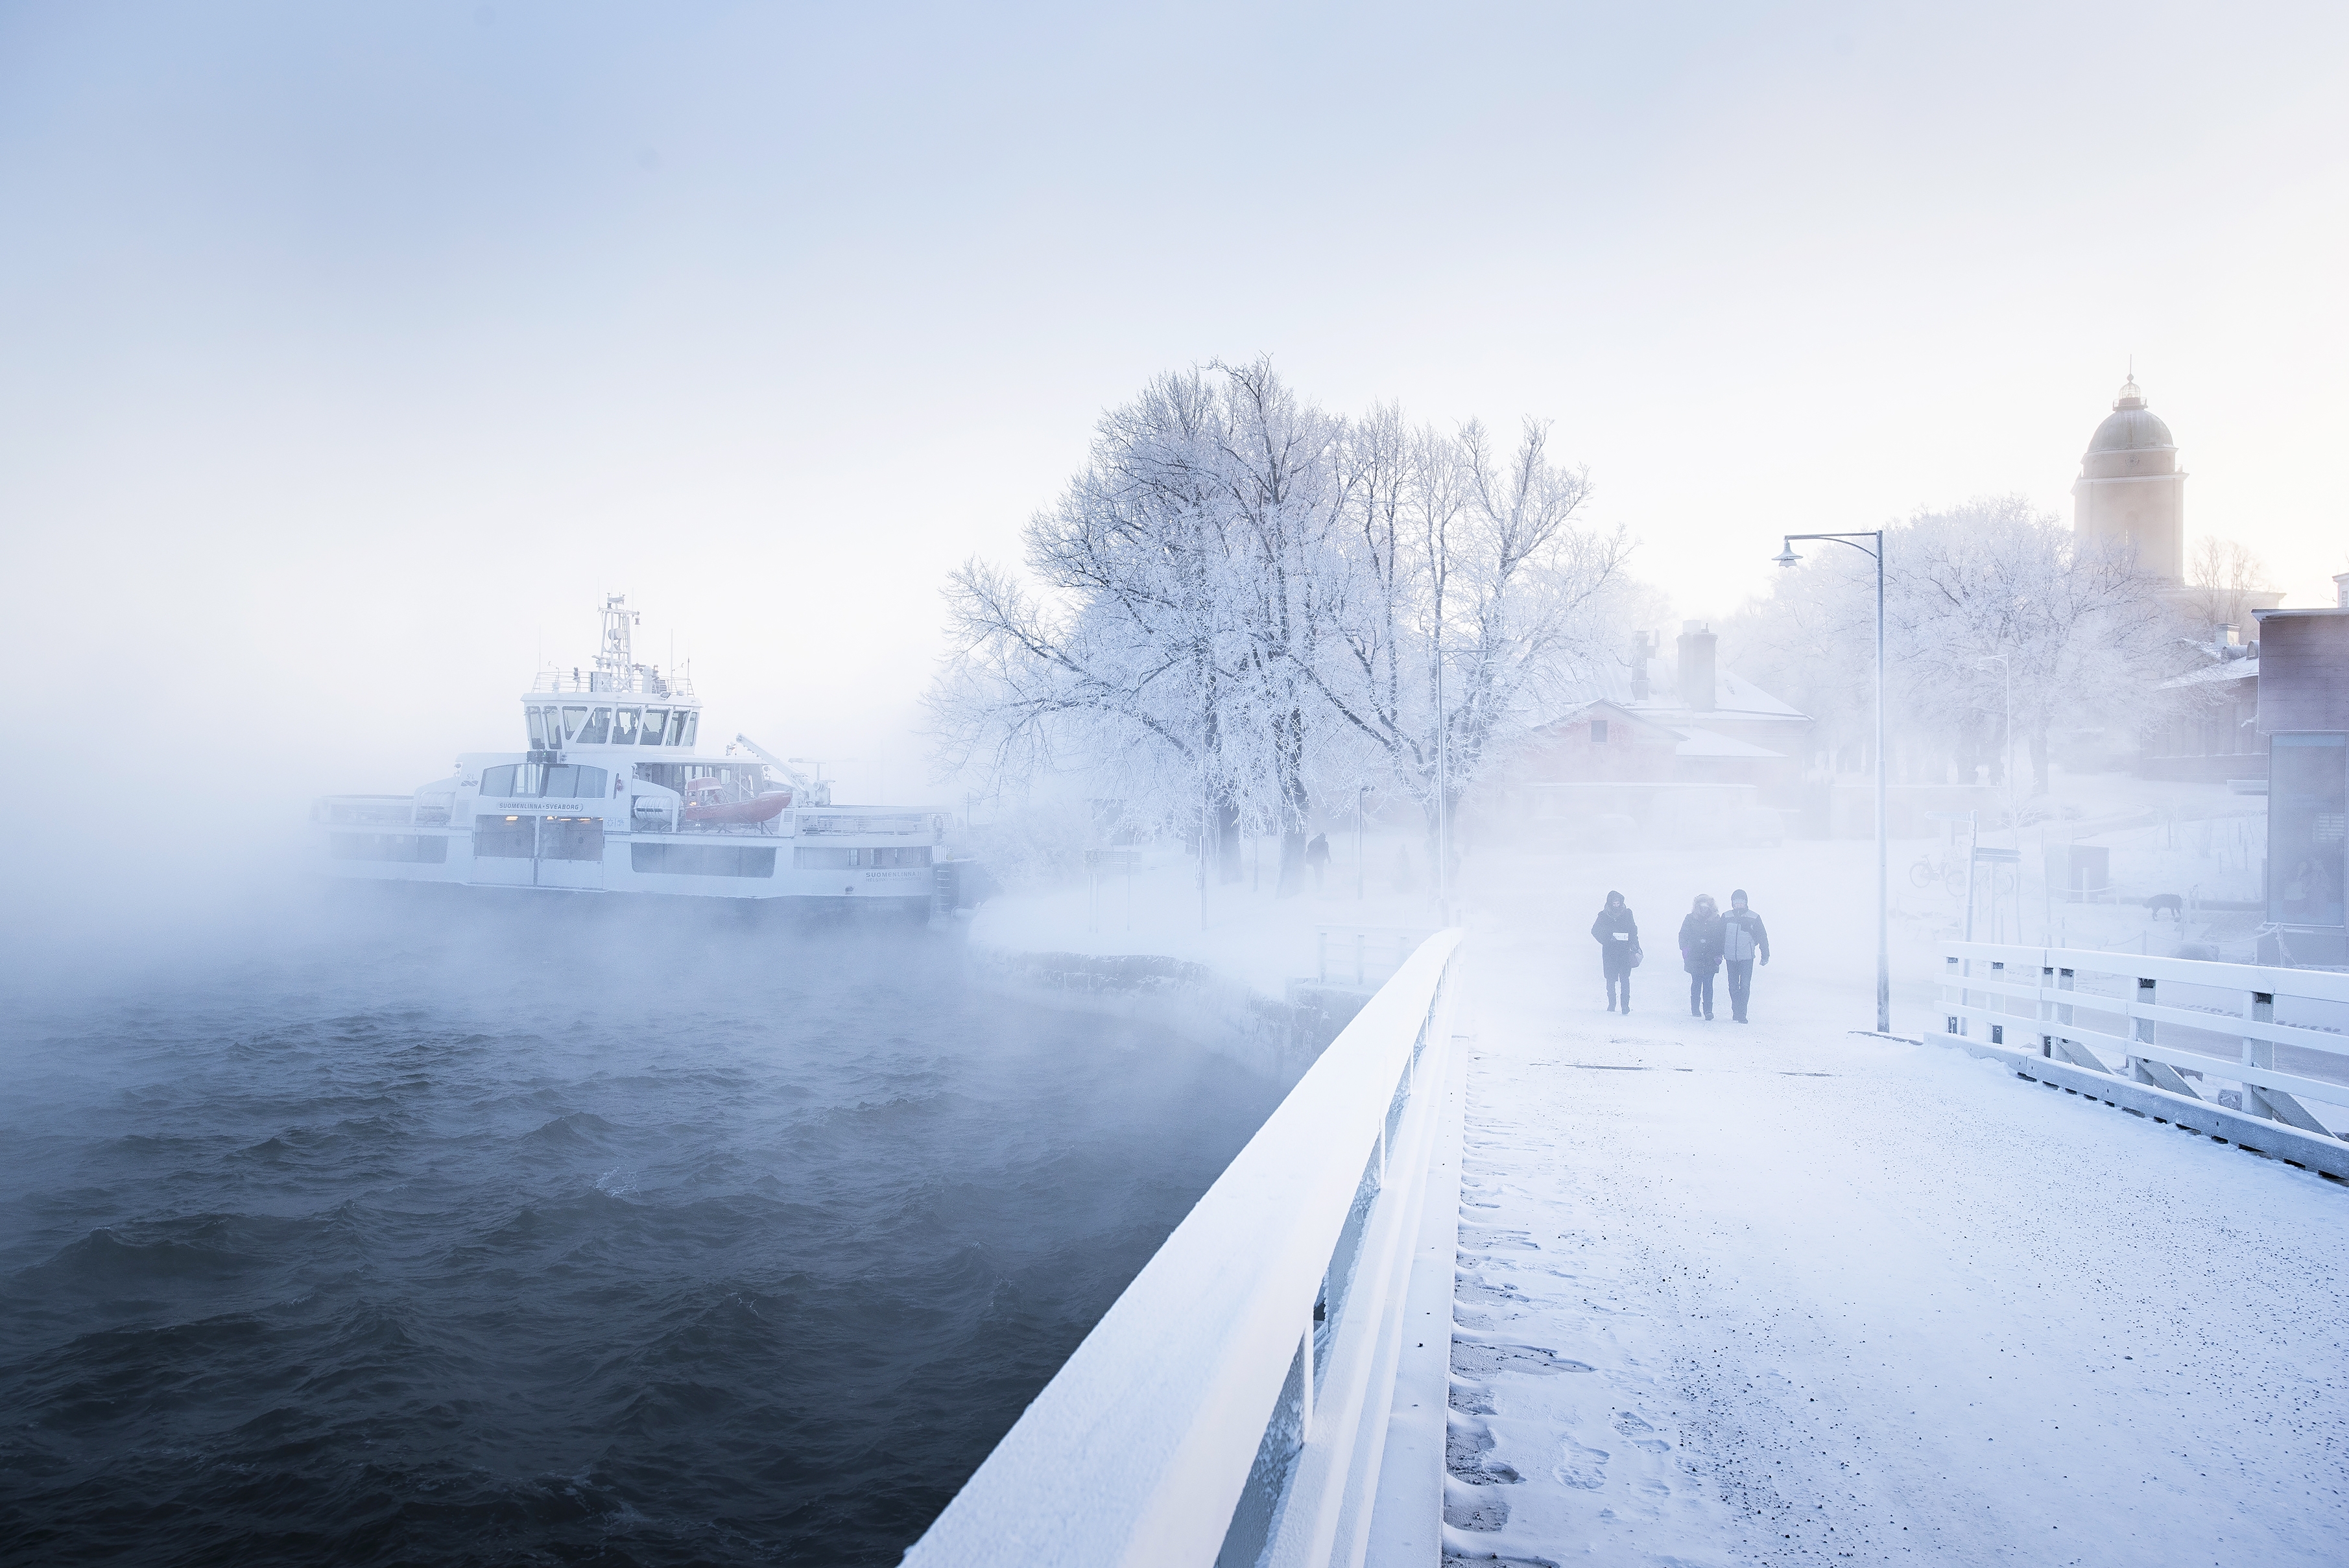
<box><xmin>1305</xmin><ymin>832</ymin><xmax>1330</xmax><ymax>892</ymax></box>
<box><xmin>1721</xmin><ymin>889</ymin><xmax>1771</xmax><ymax>1023</ymax></box>
<box><xmin>1591</xmin><ymin>891</ymin><xmax>1640</xmax><ymax>1013</ymax></box>
<box><xmin>1679</xmin><ymin>894</ymin><xmax>1724</xmax><ymax>1020</ymax></box>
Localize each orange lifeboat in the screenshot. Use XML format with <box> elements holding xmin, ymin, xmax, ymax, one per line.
<box><xmin>683</xmin><ymin>789</ymin><xmax>791</xmax><ymax>826</ymax></box>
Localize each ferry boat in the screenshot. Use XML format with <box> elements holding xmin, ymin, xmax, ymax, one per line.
<box><xmin>314</xmin><ymin>597</ymin><xmax>942</xmax><ymax>918</ymax></box>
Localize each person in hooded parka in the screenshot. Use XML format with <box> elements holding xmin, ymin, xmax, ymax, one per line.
<box><xmin>1679</xmin><ymin>893</ymin><xmax>1725</xmax><ymax>1021</ymax></box>
<box><xmin>1591</xmin><ymin>890</ymin><xmax>1640</xmax><ymax>1013</ymax></box>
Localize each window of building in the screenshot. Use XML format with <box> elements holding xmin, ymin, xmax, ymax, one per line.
<box><xmin>2271</xmin><ymin>732</ymin><xmax>2346</xmax><ymax>927</ymax></box>
<box><xmin>578</xmin><ymin>707</ymin><xmax>612</xmax><ymax>744</ymax></box>
<box><xmin>1592</xmin><ymin>720</ymin><xmax>1608</xmax><ymax>744</ymax></box>
<box><xmin>632</xmin><ymin>843</ymin><xmax>778</xmax><ymax>877</ymax></box>
<box><xmin>641</xmin><ymin>709</ymin><xmax>669</xmax><ymax>744</ymax></box>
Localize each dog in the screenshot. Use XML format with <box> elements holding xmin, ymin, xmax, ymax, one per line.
<box><xmin>2145</xmin><ymin>893</ymin><xmax>2184</xmax><ymax>921</ymax></box>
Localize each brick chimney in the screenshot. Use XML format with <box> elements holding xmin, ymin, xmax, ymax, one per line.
<box><xmin>1676</xmin><ymin>621</ymin><xmax>1716</xmax><ymax>712</ymax></box>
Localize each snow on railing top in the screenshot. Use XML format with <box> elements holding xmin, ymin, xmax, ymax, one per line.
<box><xmin>1940</xmin><ymin>939</ymin><xmax>2349</xmax><ymax>1134</ymax></box>
<box><xmin>1942</xmin><ymin>940</ymin><xmax>2349</xmax><ymax>1004</ymax></box>
<box><xmin>903</xmin><ymin>929</ymin><xmax>1464</xmax><ymax>1568</ymax></box>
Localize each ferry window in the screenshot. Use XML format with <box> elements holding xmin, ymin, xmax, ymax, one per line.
<box><xmin>634</xmin><ymin>843</ymin><xmax>777</xmax><ymax>877</ymax></box>
<box><xmin>577</xmin><ymin>766</ymin><xmax>608</xmax><ymax>797</ymax></box>
<box><xmin>472</xmin><ymin>814</ymin><xmax>536</xmax><ymax>858</ymax></box>
<box><xmin>614</xmin><ymin>708</ymin><xmax>641</xmax><ymax>744</ymax></box>
<box><xmin>481</xmin><ymin>764</ymin><xmax>518</xmax><ymax>798</ymax></box>
<box><xmin>541</xmin><ymin>764</ymin><xmax>576</xmax><ymax>796</ymax></box>
<box><xmin>527</xmin><ymin>708</ymin><xmax>549</xmax><ymax>748</ymax></box>
<box><xmin>579</xmin><ymin>707</ymin><xmax>612</xmax><ymax>744</ymax></box>
<box><xmin>641</xmin><ymin>709</ymin><xmax>669</xmax><ymax>744</ymax></box>
<box><xmin>793</xmin><ymin>846</ymin><xmax>855</xmax><ymax>870</ymax></box>
<box><xmin>540</xmin><ymin>816</ymin><xmax>606</xmax><ymax>861</ymax></box>
<box><xmin>561</xmin><ymin>706</ymin><xmax>587</xmax><ymax>742</ymax></box>
<box><xmin>680</xmin><ymin>711</ymin><xmax>698</xmax><ymax>747</ymax></box>
<box><xmin>665</xmin><ymin>710</ymin><xmax>686</xmax><ymax>746</ymax></box>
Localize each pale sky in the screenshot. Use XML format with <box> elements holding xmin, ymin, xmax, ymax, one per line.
<box><xmin>6</xmin><ymin>1</ymin><xmax>2344</xmax><ymax>811</ymax></box>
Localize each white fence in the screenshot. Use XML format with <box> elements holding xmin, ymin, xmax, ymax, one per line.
<box><xmin>903</xmin><ymin>929</ymin><xmax>1466</xmax><ymax>1568</ymax></box>
<box><xmin>1937</xmin><ymin>940</ymin><xmax>2349</xmax><ymax>1141</ymax></box>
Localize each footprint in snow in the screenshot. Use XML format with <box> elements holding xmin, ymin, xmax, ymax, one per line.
<box><xmin>1555</xmin><ymin>1440</ymin><xmax>1610</xmax><ymax>1490</ymax></box>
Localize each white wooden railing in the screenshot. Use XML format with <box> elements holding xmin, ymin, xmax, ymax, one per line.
<box><xmin>903</xmin><ymin>930</ymin><xmax>1466</xmax><ymax>1568</ymax></box>
<box><xmin>1937</xmin><ymin>940</ymin><xmax>2349</xmax><ymax>1138</ymax></box>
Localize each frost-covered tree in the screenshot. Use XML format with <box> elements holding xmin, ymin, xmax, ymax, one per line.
<box><xmin>929</xmin><ymin>368</ymin><xmax>1245</xmax><ymax>856</ymax></box>
<box><xmin>1727</xmin><ymin>495</ymin><xmax>2174</xmax><ymax>798</ymax></box>
<box><xmin>1313</xmin><ymin>412</ymin><xmax>1621</xmax><ymax>846</ymax></box>
<box><xmin>929</xmin><ymin>361</ymin><xmax>1624</xmax><ymax>891</ymax></box>
<box><xmin>2182</xmin><ymin>536</ymin><xmax>2272</xmax><ymax>641</ymax></box>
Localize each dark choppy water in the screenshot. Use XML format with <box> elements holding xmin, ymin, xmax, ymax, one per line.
<box><xmin>0</xmin><ymin>894</ymin><xmax>1282</xmax><ymax>1565</ymax></box>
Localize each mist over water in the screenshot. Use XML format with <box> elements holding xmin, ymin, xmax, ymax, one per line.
<box><xmin>0</xmin><ymin>893</ymin><xmax>1283</xmax><ymax>1566</ymax></box>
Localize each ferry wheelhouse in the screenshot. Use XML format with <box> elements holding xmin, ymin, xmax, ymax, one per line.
<box><xmin>315</xmin><ymin>598</ymin><xmax>941</xmax><ymax>917</ymax></box>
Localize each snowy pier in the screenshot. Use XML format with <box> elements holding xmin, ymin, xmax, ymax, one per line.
<box><xmin>1449</xmin><ymin>916</ymin><xmax>2349</xmax><ymax>1565</ymax></box>
<box><xmin>924</xmin><ymin>844</ymin><xmax>2346</xmax><ymax>1564</ymax></box>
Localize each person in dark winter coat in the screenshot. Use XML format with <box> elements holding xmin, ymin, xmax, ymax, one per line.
<box><xmin>1678</xmin><ymin>894</ymin><xmax>1724</xmax><ymax>1019</ymax></box>
<box><xmin>1590</xmin><ymin>891</ymin><xmax>1640</xmax><ymax>1012</ymax></box>
<box><xmin>1721</xmin><ymin>888</ymin><xmax>1771</xmax><ymax>1023</ymax></box>
<box><xmin>1304</xmin><ymin>833</ymin><xmax>1330</xmax><ymax>892</ymax></box>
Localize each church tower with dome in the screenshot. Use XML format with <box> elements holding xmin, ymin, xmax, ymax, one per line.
<box><xmin>2072</xmin><ymin>372</ymin><xmax>2185</xmax><ymax>581</ymax></box>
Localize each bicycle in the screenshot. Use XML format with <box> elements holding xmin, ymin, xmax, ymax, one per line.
<box><xmin>1908</xmin><ymin>850</ymin><xmax>1966</xmax><ymax>898</ymax></box>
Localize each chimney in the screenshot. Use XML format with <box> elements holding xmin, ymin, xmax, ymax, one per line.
<box><xmin>1629</xmin><ymin>630</ymin><xmax>1653</xmax><ymax>701</ymax></box>
<box><xmin>1676</xmin><ymin>621</ymin><xmax>1716</xmax><ymax>712</ymax></box>
<box><xmin>2335</xmin><ymin>571</ymin><xmax>2349</xmax><ymax>609</ymax></box>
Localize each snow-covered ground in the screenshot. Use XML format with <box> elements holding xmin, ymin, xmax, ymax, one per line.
<box><xmin>1444</xmin><ymin>850</ymin><xmax>2348</xmax><ymax>1567</ymax></box>
<box><xmin>969</xmin><ymin>816</ymin><xmax>2346</xmax><ymax>1564</ymax></box>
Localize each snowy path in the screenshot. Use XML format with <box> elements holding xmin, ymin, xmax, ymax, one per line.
<box><xmin>1444</xmin><ymin>903</ymin><xmax>2349</xmax><ymax>1566</ymax></box>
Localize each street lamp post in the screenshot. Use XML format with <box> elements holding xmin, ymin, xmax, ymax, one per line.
<box><xmin>1975</xmin><ymin>653</ymin><xmax>2015</xmax><ymax>844</ymax></box>
<box><xmin>1354</xmin><ymin>781</ymin><xmax>1368</xmax><ymax>902</ymax></box>
<box><xmin>1775</xmin><ymin>530</ymin><xmax>1890</xmax><ymax>1034</ymax></box>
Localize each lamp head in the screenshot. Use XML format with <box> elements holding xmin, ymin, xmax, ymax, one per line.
<box><xmin>1772</xmin><ymin>541</ymin><xmax>1802</xmax><ymax>567</ymax></box>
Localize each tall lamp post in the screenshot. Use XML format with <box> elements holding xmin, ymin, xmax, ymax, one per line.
<box><xmin>1774</xmin><ymin>530</ymin><xmax>1889</xmax><ymax>1034</ymax></box>
<box><xmin>1974</xmin><ymin>653</ymin><xmax>2015</xmax><ymax>845</ymax></box>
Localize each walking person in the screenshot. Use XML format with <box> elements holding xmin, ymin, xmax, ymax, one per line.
<box><xmin>1590</xmin><ymin>890</ymin><xmax>1640</xmax><ymax>1012</ymax></box>
<box><xmin>1678</xmin><ymin>894</ymin><xmax>1724</xmax><ymax>1020</ymax></box>
<box><xmin>1304</xmin><ymin>832</ymin><xmax>1330</xmax><ymax>894</ymax></box>
<box><xmin>1721</xmin><ymin>889</ymin><xmax>1771</xmax><ymax>1023</ymax></box>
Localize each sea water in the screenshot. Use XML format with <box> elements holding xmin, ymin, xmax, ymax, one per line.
<box><xmin>0</xmin><ymin>895</ymin><xmax>1282</xmax><ymax>1565</ymax></box>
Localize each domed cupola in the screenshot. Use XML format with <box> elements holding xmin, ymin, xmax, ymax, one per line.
<box><xmin>2071</xmin><ymin>371</ymin><xmax>2186</xmax><ymax>581</ymax></box>
<box><xmin>2084</xmin><ymin>375</ymin><xmax>2176</xmax><ymax>465</ymax></box>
